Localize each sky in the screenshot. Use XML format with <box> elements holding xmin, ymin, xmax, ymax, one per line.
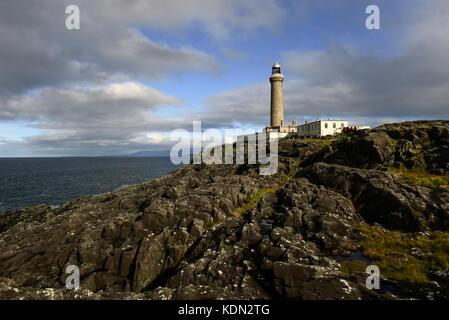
<box><xmin>1</xmin><ymin>0</ymin><xmax>449</xmax><ymax>156</ymax></box>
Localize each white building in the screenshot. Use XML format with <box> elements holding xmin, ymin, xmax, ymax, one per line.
<box><xmin>297</xmin><ymin>120</ymin><xmax>349</xmax><ymax>137</ymax></box>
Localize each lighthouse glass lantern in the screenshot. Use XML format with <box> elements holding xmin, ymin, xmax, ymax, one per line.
<box><xmin>272</xmin><ymin>62</ymin><xmax>281</xmax><ymax>74</ymax></box>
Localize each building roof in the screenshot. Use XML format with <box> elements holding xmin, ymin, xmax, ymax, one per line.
<box><xmin>298</xmin><ymin>119</ymin><xmax>348</xmax><ymax>126</ymax></box>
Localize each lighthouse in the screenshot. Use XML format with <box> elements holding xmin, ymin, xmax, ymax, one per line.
<box><xmin>270</xmin><ymin>62</ymin><xmax>284</xmax><ymax>127</ymax></box>
<box><xmin>265</xmin><ymin>62</ymin><xmax>298</xmax><ymax>138</ymax></box>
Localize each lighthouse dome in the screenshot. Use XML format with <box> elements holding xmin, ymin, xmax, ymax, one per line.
<box><xmin>272</xmin><ymin>62</ymin><xmax>281</xmax><ymax>74</ymax></box>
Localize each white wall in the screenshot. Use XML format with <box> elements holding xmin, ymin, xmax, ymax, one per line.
<box><xmin>320</xmin><ymin>120</ymin><xmax>348</xmax><ymax>136</ymax></box>
<box><xmin>298</xmin><ymin>120</ymin><xmax>348</xmax><ymax>137</ymax></box>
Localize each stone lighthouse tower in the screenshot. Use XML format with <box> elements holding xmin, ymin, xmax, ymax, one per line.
<box><xmin>270</xmin><ymin>62</ymin><xmax>284</xmax><ymax>127</ymax></box>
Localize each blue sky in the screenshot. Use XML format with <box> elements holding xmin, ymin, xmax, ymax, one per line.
<box><xmin>141</xmin><ymin>0</ymin><xmax>409</xmax><ymax>97</ymax></box>
<box><xmin>0</xmin><ymin>0</ymin><xmax>447</xmax><ymax>156</ymax></box>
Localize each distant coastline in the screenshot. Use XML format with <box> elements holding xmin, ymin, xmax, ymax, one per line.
<box><xmin>119</xmin><ymin>150</ymin><xmax>171</xmax><ymax>157</ymax></box>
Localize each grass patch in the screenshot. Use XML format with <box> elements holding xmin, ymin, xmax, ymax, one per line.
<box><xmin>340</xmin><ymin>223</ymin><xmax>449</xmax><ymax>283</ymax></box>
<box><xmin>340</xmin><ymin>260</ymin><xmax>369</xmax><ymax>274</ymax></box>
<box><xmin>204</xmin><ymin>217</ymin><xmax>229</xmax><ymax>231</ymax></box>
<box><xmin>281</xmin><ymin>165</ymin><xmax>304</xmax><ymax>183</ymax></box>
<box><xmin>305</xmin><ymin>137</ymin><xmax>337</xmax><ymax>149</ymax></box>
<box><xmin>389</xmin><ymin>163</ymin><xmax>449</xmax><ymax>191</ymax></box>
<box><xmin>204</xmin><ymin>221</ymin><xmax>216</xmax><ymax>230</ymax></box>
<box><xmin>232</xmin><ymin>187</ymin><xmax>282</xmax><ymax>218</ymax></box>
<box><xmin>391</xmin><ymin>138</ymin><xmax>399</xmax><ymax>148</ymax></box>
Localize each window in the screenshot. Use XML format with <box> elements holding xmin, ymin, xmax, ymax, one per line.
<box><xmin>333</xmin><ymin>123</ymin><xmax>336</xmax><ymax>128</ymax></box>
<box><xmin>325</xmin><ymin>123</ymin><xmax>328</xmax><ymax>129</ymax></box>
<box><xmin>341</xmin><ymin>123</ymin><xmax>344</xmax><ymax>127</ymax></box>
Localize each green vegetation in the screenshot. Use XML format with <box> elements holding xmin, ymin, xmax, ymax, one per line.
<box><xmin>281</xmin><ymin>165</ymin><xmax>303</xmax><ymax>182</ymax></box>
<box><xmin>204</xmin><ymin>217</ymin><xmax>228</xmax><ymax>231</ymax></box>
<box><xmin>386</xmin><ymin>138</ymin><xmax>449</xmax><ymax>191</ymax></box>
<box><xmin>232</xmin><ymin>187</ymin><xmax>281</xmax><ymax>218</ymax></box>
<box><xmin>204</xmin><ymin>221</ymin><xmax>214</xmax><ymax>230</ymax></box>
<box><xmin>340</xmin><ymin>223</ymin><xmax>449</xmax><ymax>283</ymax></box>
<box><xmin>305</xmin><ymin>137</ymin><xmax>337</xmax><ymax>149</ymax></box>
<box><xmin>390</xmin><ymin>138</ymin><xmax>399</xmax><ymax>148</ymax></box>
<box><xmin>389</xmin><ymin>163</ymin><xmax>449</xmax><ymax>191</ymax></box>
<box><xmin>206</xmin><ymin>184</ymin><xmax>288</xmax><ymax>230</ymax></box>
<box><xmin>340</xmin><ymin>260</ymin><xmax>369</xmax><ymax>274</ymax></box>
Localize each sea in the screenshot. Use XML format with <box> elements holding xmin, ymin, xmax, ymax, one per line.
<box><xmin>0</xmin><ymin>157</ymin><xmax>179</xmax><ymax>212</ymax></box>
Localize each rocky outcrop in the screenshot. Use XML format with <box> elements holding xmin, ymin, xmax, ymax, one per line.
<box><xmin>302</xmin><ymin>131</ymin><xmax>394</xmax><ymax>170</ymax></box>
<box><xmin>277</xmin><ymin>178</ymin><xmax>362</xmax><ymax>252</ymax></box>
<box><xmin>300</xmin><ymin>163</ymin><xmax>449</xmax><ymax>232</ymax></box>
<box><xmin>0</xmin><ymin>163</ymin><xmax>286</xmax><ymax>298</ymax></box>
<box><xmin>376</xmin><ymin>120</ymin><xmax>449</xmax><ymax>174</ymax></box>
<box><xmin>0</xmin><ymin>120</ymin><xmax>448</xmax><ymax>300</ymax></box>
<box><xmin>308</xmin><ymin>120</ymin><xmax>449</xmax><ymax>174</ymax></box>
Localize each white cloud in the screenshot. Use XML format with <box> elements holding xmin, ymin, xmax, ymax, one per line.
<box><xmin>0</xmin><ymin>0</ymin><xmax>288</xmax><ymax>95</ymax></box>
<box><xmin>129</xmin><ymin>132</ymin><xmax>172</xmax><ymax>145</ymax></box>
<box><xmin>0</xmin><ymin>82</ymin><xmax>194</xmax><ymax>155</ymax></box>
<box><xmin>0</xmin><ymin>1</ymin><xmax>225</xmax><ymax>95</ymax></box>
<box><xmin>94</xmin><ymin>0</ymin><xmax>285</xmax><ymax>40</ymax></box>
<box><xmin>220</xmin><ymin>47</ymin><xmax>249</xmax><ymax>61</ymax></box>
<box><xmin>203</xmin><ymin>82</ymin><xmax>269</xmax><ymax>126</ymax></box>
<box><xmin>0</xmin><ymin>0</ymin><xmax>288</xmax><ymax>156</ymax></box>
<box><xmin>1</xmin><ymin>82</ymin><xmax>181</xmax><ymax>125</ymax></box>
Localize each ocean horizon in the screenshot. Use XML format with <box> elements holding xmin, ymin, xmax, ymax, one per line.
<box><xmin>0</xmin><ymin>156</ymin><xmax>179</xmax><ymax>212</ymax></box>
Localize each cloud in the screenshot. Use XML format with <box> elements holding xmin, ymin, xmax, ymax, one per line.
<box><xmin>0</xmin><ymin>132</ymin><xmax>178</xmax><ymax>157</ymax></box>
<box><xmin>0</xmin><ymin>0</ymin><xmax>288</xmax><ymax>95</ymax></box>
<box><xmin>1</xmin><ymin>82</ymin><xmax>180</xmax><ymax>124</ymax></box>
<box><xmin>220</xmin><ymin>48</ymin><xmax>249</xmax><ymax>61</ymax></box>
<box><xmin>0</xmin><ymin>82</ymin><xmax>196</xmax><ymax>156</ymax></box>
<box><xmin>93</xmin><ymin>0</ymin><xmax>286</xmax><ymax>40</ymax></box>
<box><xmin>203</xmin><ymin>83</ymin><xmax>269</xmax><ymax>126</ymax></box>
<box><xmin>0</xmin><ymin>0</ymin><xmax>287</xmax><ymax>156</ymax></box>
<box><xmin>0</xmin><ymin>1</ymin><xmax>227</xmax><ymax>95</ymax></box>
